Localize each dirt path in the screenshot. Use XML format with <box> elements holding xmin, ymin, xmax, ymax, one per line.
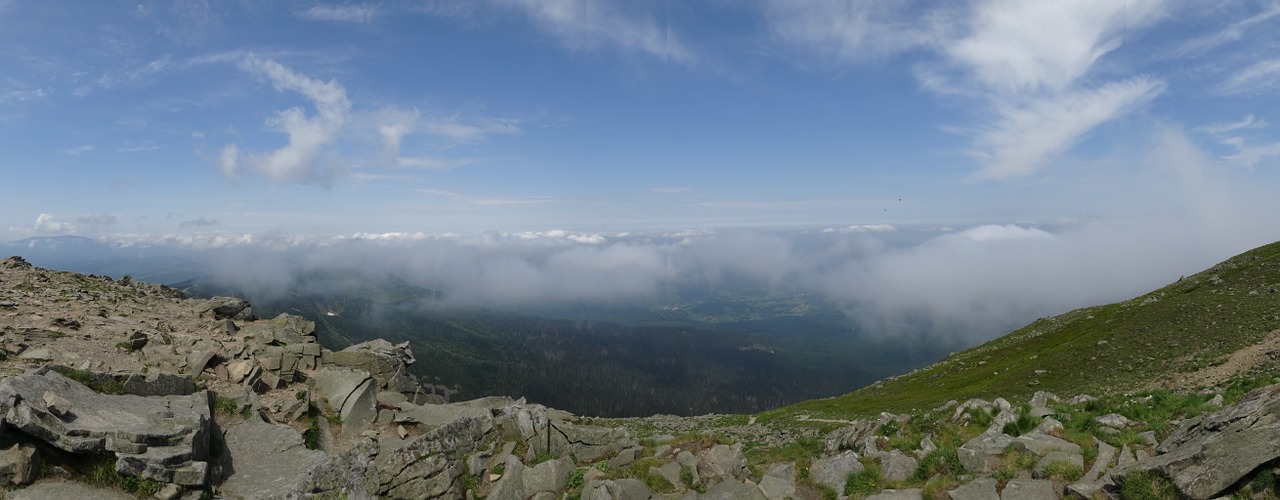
<box><xmin>1156</xmin><ymin>329</ymin><xmax>1280</xmax><ymax>391</ymax></box>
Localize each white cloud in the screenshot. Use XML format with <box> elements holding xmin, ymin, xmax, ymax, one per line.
<box><xmin>1202</xmin><ymin>114</ymin><xmax>1266</xmax><ymax>136</ymax></box>
<box><xmin>422</xmin><ymin>117</ymin><xmax>522</xmax><ymax>144</ymax></box>
<box><xmin>223</xmin><ymin>56</ymin><xmax>351</xmax><ymax>184</ymax></box>
<box><xmin>947</xmin><ymin>0</ymin><xmax>1165</xmax><ymax>93</ymax></box>
<box><xmin>758</xmin><ymin>0</ymin><xmax>938</xmax><ymax>63</ymax></box>
<box><xmin>1218</xmin><ymin>58</ymin><xmax>1280</xmax><ymax>95</ymax></box>
<box><xmin>488</xmin><ymin>0</ymin><xmax>696</xmax><ymax>65</ymax></box>
<box><xmin>1176</xmin><ymin>3</ymin><xmax>1280</xmax><ymax>57</ymax></box>
<box><xmin>63</xmin><ymin>145</ymin><xmax>94</xmax><ymax>155</ymax></box>
<box><xmin>33</xmin><ymin>214</ymin><xmax>75</xmax><ymax>234</ymax></box>
<box><xmin>972</xmin><ymin>78</ymin><xmax>1164</xmax><ymax>179</ymax></box>
<box><xmin>822</xmin><ymin>224</ymin><xmax>897</xmax><ymax>233</ymax></box>
<box><xmin>297</xmin><ymin>4</ymin><xmax>381</xmax><ymax>23</ymax></box>
<box><xmin>1222</xmin><ymin>139</ymin><xmax>1280</xmax><ymax>168</ymax></box>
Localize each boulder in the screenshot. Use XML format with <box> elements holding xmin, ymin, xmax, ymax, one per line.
<box><xmin>999</xmin><ymin>478</ymin><xmax>1057</xmax><ymax>500</ymax></box>
<box><xmin>219</xmin><ymin>419</ymin><xmax>329</xmax><ymax>498</ymax></box>
<box><xmin>867</xmin><ymin>489</ymin><xmax>923</xmax><ymax>500</ymax></box>
<box><xmin>1093</xmin><ymin>413</ymin><xmax>1136</xmax><ymax>429</ymax></box>
<box><xmin>700</xmin><ymin>478</ymin><xmax>766</xmax><ymax>500</ymax></box>
<box><xmin>204</xmin><ymin>297</ymin><xmax>254</xmax><ymax>321</ymax></box>
<box><xmin>810</xmin><ymin>450</ymin><xmax>863</xmax><ymax>493</ymax></box>
<box><xmin>488</xmin><ymin>455</ymin><xmax>526</xmax><ymax>500</ymax></box>
<box><xmin>651</xmin><ymin>461</ymin><xmax>683</xmax><ymax>490</ymax></box>
<box><xmin>758</xmin><ymin>468</ymin><xmax>796</xmax><ymax>500</ymax></box>
<box><xmin>0</xmin><ymin>371</ymin><xmax>211</xmax><ymax>486</ymax></box>
<box><xmin>1113</xmin><ymin>383</ymin><xmax>1280</xmax><ymax>499</ymax></box>
<box><xmin>699</xmin><ymin>443</ymin><xmax>748</xmax><ymax>481</ymax></box>
<box><xmin>958</xmin><ymin>433</ymin><xmax>1013</xmax><ymax>473</ymax></box>
<box><xmin>122</xmin><ymin>372</ymin><xmax>195</xmax><ymax>396</ymax></box>
<box><xmin>883</xmin><ymin>450</ymin><xmax>919</xmax><ymax>482</ymax></box>
<box><xmin>523</xmin><ymin>456</ymin><xmax>574</xmax><ymax>495</ymax></box>
<box><xmin>948</xmin><ymin>477</ymin><xmax>998</xmax><ymax>500</ymax></box>
<box><xmin>1034</xmin><ymin>451</ymin><xmax>1083</xmax><ymax>478</ymax></box>
<box><xmin>0</xmin><ymin>444</ymin><xmax>39</xmax><ymax>486</ymax></box>
<box><xmin>314</xmin><ymin>367</ymin><xmax>378</xmax><ymax>435</ymax></box>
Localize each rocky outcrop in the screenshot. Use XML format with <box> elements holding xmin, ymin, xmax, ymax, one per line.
<box><xmin>0</xmin><ymin>370</ymin><xmax>211</xmax><ymax>486</ymax></box>
<box><xmin>1113</xmin><ymin>384</ymin><xmax>1280</xmax><ymax>499</ymax></box>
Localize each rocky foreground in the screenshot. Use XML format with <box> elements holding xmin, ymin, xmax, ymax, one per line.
<box><xmin>1</xmin><ymin>255</ymin><xmax>1279</xmax><ymax>499</ymax></box>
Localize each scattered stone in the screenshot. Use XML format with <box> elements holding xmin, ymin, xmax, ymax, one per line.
<box><xmin>882</xmin><ymin>450</ymin><xmax>919</xmax><ymax>482</ymax></box>
<box><xmin>1094</xmin><ymin>413</ymin><xmax>1136</xmax><ymax>428</ymax></box>
<box><xmin>948</xmin><ymin>477</ymin><xmax>998</xmax><ymax>500</ymax></box>
<box><xmin>810</xmin><ymin>450</ymin><xmax>863</xmax><ymax>493</ymax></box>
<box><xmin>999</xmin><ymin>478</ymin><xmax>1057</xmax><ymax>500</ymax></box>
<box><xmin>0</xmin><ymin>444</ymin><xmax>39</xmax><ymax>486</ymax></box>
<box><xmin>699</xmin><ymin>443</ymin><xmax>748</xmax><ymax>481</ymax></box>
<box><xmin>42</xmin><ymin>390</ymin><xmax>71</xmax><ymax>416</ymax></box>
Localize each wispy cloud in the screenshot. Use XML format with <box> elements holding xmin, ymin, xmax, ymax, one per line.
<box><xmin>63</xmin><ymin>145</ymin><xmax>94</xmax><ymax>155</ymax></box>
<box><xmin>973</xmin><ymin>78</ymin><xmax>1164</xmax><ymax>179</ymax></box>
<box><xmin>946</xmin><ymin>0</ymin><xmax>1165</xmax><ymax>93</ymax></box>
<box><xmin>758</xmin><ymin>0</ymin><xmax>939</xmax><ymax>64</ymax></box>
<box><xmin>1176</xmin><ymin>3</ymin><xmax>1280</xmax><ymax>57</ymax></box>
<box><xmin>1218</xmin><ymin>58</ymin><xmax>1280</xmax><ymax>95</ymax></box>
<box><xmin>297</xmin><ymin>4</ymin><xmax>381</xmax><ymax>23</ymax></box>
<box><xmin>179</xmin><ymin>216</ymin><xmax>219</xmax><ymax>227</ymax></box>
<box><xmin>76</xmin><ymin>214</ymin><xmax>117</xmax><ymax>226</ymax></box>
<box><xmin>486</xmin><ymin>0</ymin><xmax>696</xmax><ymax>65</ymax></box>
<box><xmin>219</xmin><ymin>55</ymin><xmax>351</xmax><ymax>184</ymax></box>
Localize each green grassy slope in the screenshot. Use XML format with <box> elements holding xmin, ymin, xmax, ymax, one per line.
<box><xmin>762</xmin><ymin>240</ymin><xmax>1280</xmax><ymax>423</ymax></box>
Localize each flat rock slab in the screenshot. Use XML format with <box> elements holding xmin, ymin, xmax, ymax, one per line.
<box><xmin>0</xmin><ymin>371</ymin><xmax>210</xmax><ymax>485</ymax></box>
<box><xmin>7</xmin><ymin>479</ymin><xmax>137</xmax><ymax>500</ymax></box>
<box><xmin>868</xmin><ymin>489</ymin><xmax>923</xmax><ymax>499</ymax></box>
<box><xmin>949</xmin><ymin>477</ymin><xmax>999</xmax><ymax>500</ymax></box>
<box><xmin>1000</xmin><ymin>478</ymin><xmax>1057</xmax><ymax>500</ymax></box>
<box><xmin>219</xmin><ymin>419</ymin><xmax>328</xmax><ymax>499</ymax></box>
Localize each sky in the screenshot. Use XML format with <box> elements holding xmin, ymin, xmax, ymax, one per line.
<box><xmin>3</xmin><ymin>1</ymin><xmax>1280</xmax><ymax>341</ymax></box>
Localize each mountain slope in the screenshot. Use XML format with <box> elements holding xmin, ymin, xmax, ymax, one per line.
<box><xmin>763</xmin><ymin>240</ymin><xmax>1280</xmax><ymax>423</ymax></box>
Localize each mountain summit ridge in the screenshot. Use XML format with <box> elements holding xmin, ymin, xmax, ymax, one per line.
<box><xmin>1</xmin><ymin>241</ymin><xmax>1280</xmax><ymax>499</ymax></box>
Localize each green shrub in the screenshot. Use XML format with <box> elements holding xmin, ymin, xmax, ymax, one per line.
<box><xmin>912</xmin><ymin>447</ymin><xmax>962</xmax><ymax>481</ymax></box>
<box><xmin>212</xmin><ymin>396</ymin><xmax>239</xmax><ymax>415</ymax></box>
<box><xmin>1002</xmin><ymin>411</ymin><xmax>1039</xmax><ymax>437</ymax></box>
<box><xmin>567</xmin><ymin>468</ymin><xmax>587</xmax><ymax>489</ymax></box>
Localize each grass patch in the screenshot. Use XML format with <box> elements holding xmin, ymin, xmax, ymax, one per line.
<box><xmin>757</xmin><ymin>240</ymin><xmax>1280</xmax><ymax>423</ymax></box>
<box><xmin>844</xmin><ymin>466</ymin><xmax>883</xmax><ymax>497</ymax></box>
<box><xmin>212</xmin><ymin>396</ymin><xmax>239</xmax><ymax>415</ymax></box>
<box><xmin>1119</xmin><ymin>470</ymin><xmax>1179</xmax><ymax>500</ymax></box>
<box><xmin>994</xmin><ymin>449</ymin><xmax>1037</xmax><ymax>483</ymax></box>
<box><xmin>912</xmin><ymin>447</ymin><xmax>963</xmax><ymax>481</ymax></box>
<box><xmin>1040</xmin><ymin>460</ymin><xmax>1084</xmax><ymax>482</ymax></box>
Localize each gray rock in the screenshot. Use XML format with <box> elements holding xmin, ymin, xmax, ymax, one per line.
<box><xmin>867</xmin><ymin>489</ymin><xmax>923</xmax><ymax>500</ymax></box>
<box><xmin>123</xmin><ymin>372</ymin><xmax>195</xmax><ymax>396</ymax></box>
<box><xmin>204</xmin><ymin>297</ymin><xmax>254</xmax><ymax>321</ymax></box>
<box><xmin>0</xmin><ymin>371</ymin><xmax>210</xmax><ymax>486</ymax></box>
<box><xmin>42</xmin><ymin>390</ymin><xmax>71</xmax><ymax>416</ymax></box>
<box><xmin>376</xmin><ymin>415</ymin><xmax>491</xmax><ymax>498</ymax></box>
<box><xmin>701</xmin><ymin>478</ymin><xmax>767</xmax><ymax>500</ymax></box>
<box><xmin>1207</xmin><ymin>394</ymin><xmax>1224</xmax><ymax>407</ymax></box>
<box><xmin>489</xmin><ymin>455</ymin><xmax>526</xmax><ymax>500</ymax></box>
<box><xmin>314</xmin><ymin>367</ymin><xmax>377</xmax><ymax>436</ymax></box>
<box><xmin>652</xmin><ymin>461</ymin><xmax>683</xmax><ymax>490</ymax></box>
<box><xmin>882</xmin><ymin>450</ymin><xmax>918</xmax><ymax>482</ymax></box>
<box><xmin>765</xmin><ymin>462</ymin><xmax>795</xmax><ymax>480</ymax></box>
<box><xmin>1081</xmin><ymin>438</ymin><xmax>1116</xmax><ymax>483</ymax></box>
<box><xmin>19</xmin><ymin>347</ymin><xmax>53</xmax><ymax>361</ymax></box>
<box><xmin>1009</xmin><ymin>432</ymin><xmax>1082</xmax><ymax>456</ymax></box>
<box><xmin>810</xmin><ymin>450</ymin><xmax>863</xmax><ymax>493</ymax></box>
<box><xmin>155</xmin><ymin>482</ymin><xmax>182</xmax><ymax>500</ymax></box>
<box><xmin>676</xmin><ymin>450</ymin><xmax>700</xmax><ymax>486</ymax></box>
<box><xmin>653</xmin><ymin>444</ymin><xmax>673</xmax><ymax>459</ymax></box>
<box><xmin>959</xmin><ymin>433</ymin><xmax>1013</xmax><ymax>473</ymax></box>
<box><xmin>1027</xmin><ymin>407</ymin><xmax>1055</xmax><ymax>419</ymax></box>
<box><xmin>699</xmin><ymin>443</ymin><xmax>748</xmax><ymax>481</ymax></box>
<box><xmin>1065</xmin><ymin>482</ymin><xmax>1103</xmax><ymax>499</ymax></box>
<box><xmin>758</xmin><ymin>473</ymin><xmax>796</xmax><ymax>499</ymax></box>
<box><xmin>1115</xmin><ymin>445</ymin><xmax>1135</xmax><ymax>469</ymax></box>
<box><xmin>1030</xmin><ymin>391</ymin><xmax>1059</xmax><ymax>407</ymax></box>
<box><xmin>612</xmin><ymin>446</ymin><xmax>642</xmax><ymax>468</ymax></box>
<box><xmin>1034</xmin><ymin>451</ymin><xmax>1083</xmax><ymax>478</ymax></box>
<box><xmin>1138</xmin><ymin>430</ymin><xmax>1158</xmax><ymax>447</ymax></box>
<box><xmin>218</xmin><ymin>419</ymin><xmax>328</xmax><ymax>498</ymax></box>
<box><xmin>523</xmin><ymin>457</ymin><xmax>574</xmax><ymax>495</ymax></box>
<box><xmin>0</xmin><ymin>444</ymin><xmax>39</xmax><ymax>486</ymax></box>
<box><xmin>999</xmin><ymin>478</ymin><xmax>1057</xmax><ymax>500</ymax></box>
<box><xmin>1113</xmin><ymin>383</ymin><xmax>1280</xmax><ymax>499</ymax></box>
<box><xmin>1093</xmin><ymin>413</ymin><xmax>1135</xmax><ymax>428</ymax></box>
<box><xmin>949</xmin><ymin>477</ymin><xmax>999</xmax><ymax>500</ymax></box>
<box><xmin>6</xmin><ymin>480</ymin><xmax>137</xmax><ymax>500</ymax></box>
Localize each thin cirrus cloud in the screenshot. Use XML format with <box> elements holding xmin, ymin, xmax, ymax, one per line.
<box><xmin>760</xmin><ymin>0</ymin><xmax>1168</xmax><ymax>180</ymax></box>
<box><xmin>485</xmin><ymin>0</ymin><xmax>696</xmax><ymax>65</ymax></box>
<box><xmin>296</xmin><ymin>4</ymin><xmax>382</xmax><ymax>23</ymax></box>
<box><xmin>1217</xmin><ymin>58</ymin><xmax>1280</xmax><ymax>96</ymax></box>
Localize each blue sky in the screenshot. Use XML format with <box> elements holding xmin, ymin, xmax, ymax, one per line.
<box><xmin>3</xmin><ymin>1</ymin><xmax>1277</xmax><ymax>241</ymax></box>
<box><xmin>4</xmin><ymin>1</ymin><xmax>1280</xmax><ymax>341</ymax></box>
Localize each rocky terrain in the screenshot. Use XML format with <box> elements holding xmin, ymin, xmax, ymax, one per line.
<box><xmin>2</xmin><ymin>254</ymin><xmax>1280</xmax><ymax>499</ymax></box>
